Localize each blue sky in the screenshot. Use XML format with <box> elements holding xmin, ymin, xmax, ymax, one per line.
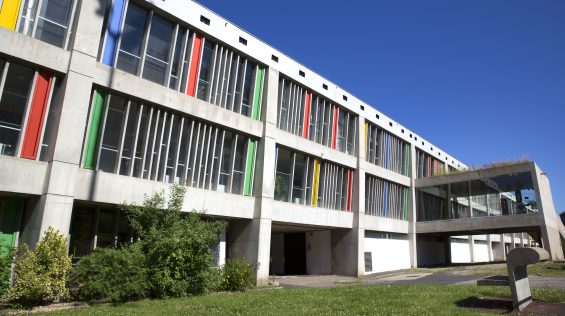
<box><xmin>197</xmin><ymin>0</ymin><xmax>565</xmax><ymax>213</ymax></box>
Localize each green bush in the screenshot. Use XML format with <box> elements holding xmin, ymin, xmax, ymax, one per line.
<box><xmin>2</xmin><ymin>227</ymin><xmax>71</xmax><ymax>307</ymax></box>
<box><xmin>122</xmin><ymin>184</ymin><xmax>225</xmax><ymax>298</ymax></box>
<box><xmin>0</xmin><ymin>245</ymin><xmax>15</xmax><ymax>295</ymax></box>
<box><xmin>221</xmin><ymin>258</ymin><xmax>255</xmax><ymax>292</ymax></box>
<box><xmin>69</xmin><ymin>244</ymin><xmax>148</xmax><ymax>302</ymax></box>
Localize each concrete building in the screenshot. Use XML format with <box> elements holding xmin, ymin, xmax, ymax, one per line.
<box><xmin>0</xmin><ymin>0</ymin><xmax>563</xmax><ymax>284</ymax></box>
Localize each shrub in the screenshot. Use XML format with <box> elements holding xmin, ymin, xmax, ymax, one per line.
<box><xmin>221</xmin><ymin>258</ymin><xmax>255</xmax><ymax>292</ymax></box>
<box><xmin>122</xmin><ymin>184</ymin><xmax>225</xmax><ymax>298</ymax></box>
<box><xmin>2</xmin><ymin>227</ymin><xmax>71</xmax><ymax>307</ymax></box>
<box><xmin>0</xmin><ymin>245</ymin><xmax>15</xmax><ymax>295</ymax></box>
<box><xmin>69</xmin><ymin>244</ymin><xmax>148</xmax><ymax>302</ymax></box>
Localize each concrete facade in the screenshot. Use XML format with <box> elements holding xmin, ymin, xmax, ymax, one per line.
<box><xmin>0</xmin><ymin>0</ymin><xmax>562</xmax><ymax>285</ymax></box>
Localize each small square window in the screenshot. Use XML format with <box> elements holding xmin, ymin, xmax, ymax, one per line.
<box><xmin>376</xmin><ymin>114</ymin><xmax>380</xmax><ymax>119</ymax></box>
<box><xmin>389</xmin><ymin>122</ymin><xmax>393</xmax><ymax>127</ymax></box>
<box><xmin>409</xmin><ymin>133</ymin><xmax>412</xmax><ymax>138</ymax></box>
<box><xmin>445</xmin><ymin>157</ymin><xmax>448</xmax><ymax>160</ymax></box>
<box><xmin>343</xmin><ymin>95</ymin><xmax>348</xmax><ymax>101</ymax></box>
<box><xmin>360</xmin><ymin>105</ymin><xmax>365</xmax><ymax>110</ymax></box>
<box><xmin>415</xmin><ymin>137</ymin><xmax>417</xmax><ymax>141</ymax></box>
<box><xmin>430</xmin><ymin>147</ymin><xmax>433</xmax><ymax>151</ymax></box>
<box><xmin>299</xmin><ymin>70</ymin><xmax>305</xmax><ymax>77</ymax></box>
<box><xmin>422</xmin><ymin>141</ymin><xmax>424</xmax><ymax>145</ymax></box>
<box><xmin>438</xmin><ymin>152</ymin><xmax>441</xmax><ymax>156</ymax></box>
<box><xmin>322</xmin><ymin>84</ymin><xmax>328</xmax><ymax>90</ymax></box>
<box><xmin>401</xmin><ymin>129</ymin><xmax>404</xmax><ymax>133</ymax></box>
<box><xmin>239</xmin><ymin>37</ymin><xmax>247</xmax><ymax>45</ymax></box>
<box><xmin>271</xmin><ymin>54</ymin><xmax>279</xmax><ymax>62</ymax></box>
<box><xmin>200</xmin><ymin>15</ymin><xmax>210</xmax><ymax>25</ymax></box>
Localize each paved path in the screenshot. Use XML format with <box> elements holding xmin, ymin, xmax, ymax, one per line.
<box><xmin>274</xmin><ymin>265</ymin><xmax>565</xmax><ymax>289</ymax></box>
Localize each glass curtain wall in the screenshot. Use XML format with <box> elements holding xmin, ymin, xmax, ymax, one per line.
<box><xmin>365</xmin><ymin>175</ymin><xmax>409</xmax><ymax>220</ymax></box>
<box><xmin>365</xmin><ymin>121</ymin><xmax>410</xmax><ymax>176</ymax></box>
<box><xmin>416</xmin><ymin>149</ymin><xmax>445</xmax><ymax>178</ymax></box>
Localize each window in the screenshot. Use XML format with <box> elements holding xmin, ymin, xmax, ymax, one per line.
<box><xmin>0</xmin><ymin>63</ymin><xmax>34</xmax><ymax>156</ymax></box>
<box><xmin>116</xmin><ymin>3</ymin><xmax>148</xmax><ymax>75</ymax></box>
<box><xmin>365</xmin><ymin>121</ymin><xmax>410</xmax><ymax>176</ymax></box>
<box><xmin>299</xmin><ymin>70</ymin><xmax>305</xmax><ymax>77</ymax></box>
<box><xmin>196</xmin><ymin>40</ymin><xmax>215</xmax><ymax>100</ymax></box>
<box><xmin>275</xmin><ymin>148</ymin><xmax>292</xmax><ymax>202</ymax></box>
<box><xmin>366</xmin><ymin>175</ymin><xmax>409</xmax><ymax>220</ymax></box>
<box><xmin>200</xmin><ymin>15</ymin><xmax>210</xmax><ymax>25</ymax></box>
<box><xmin>84</xmin><ymin>89</ymin><xmax>257</xmax><ymax>196</ymax></box>
<box><xmin>142</xmin><ymin>15</ymin><xmax>174</xmax><ymax>85</ymax></box>
<box><xmin>17</xmin><ymin>0</ymin><xmax>77</xmax><ymax>49</ymax></box>
<box><xmin>271</xmin><ymin>54</ymin><xmax>279</xmax><ymax>62</ymax></box>
<box><xmin>239</xmin><ymin>36</ymin><xmax>247</xmax><ymax>45</ymax></box>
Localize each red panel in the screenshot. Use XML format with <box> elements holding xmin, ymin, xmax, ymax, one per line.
<box><xmin>186</xmin><ymin>34</ymin><xmax>203</xmax><ymax>97</ymax></box>
<box><xmin>302</xmin><ymin>91</ymin><xmax>311</xmax><ymax>138</ymax></box>
<box><xmin>346</xmin><ymin>170</ymin><xmax>353</xmax><ymax>212</ymax></box>
<box><xmin>331</xmin><ymin>106</ymin><xmax>338</xmax><ymax>149</ymax></box>
<box><xmin>21</xmin><ymin>71</ymin><xmax>52</xmax><ymax>160</ymax></box>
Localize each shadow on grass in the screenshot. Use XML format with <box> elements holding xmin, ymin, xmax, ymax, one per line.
<box><xmin>455</xmin><ymin>296</ymin><xmax>514</xmax><ymax>314</ymax></box>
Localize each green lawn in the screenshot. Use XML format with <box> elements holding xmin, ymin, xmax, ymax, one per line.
<box><xmin>37</xmin><ymin>285</ymin><xmax>565</xmax><ymax>316</ymax></box>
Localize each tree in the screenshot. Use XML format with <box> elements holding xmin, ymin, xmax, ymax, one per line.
<box><xmin>2</xmin><ymin>227</ymin><xmax>71</xmax><ymax>306</ymax></box>
<box><xmin>121</xmin><ymin>184</ymin><xmax>225</xmax><ymax>298</ymax></box>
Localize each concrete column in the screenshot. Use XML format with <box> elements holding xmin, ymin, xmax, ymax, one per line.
<box><xmin>228</xmin><ymin>218</ymin><xmax>271</xmax><ymax>284</ymax></box>
<box><xmin>469</xmin><ymin>235</ymin><xmax>475</xmax><ymax>263</ymax></box>
<box><xmin>443</xmin><ymin>235</ymin><xmax>452</xmax><ymax>265</ymax></box>
<box><xmin>531</xmin><ymin>162</ymin><xmax>564</xmax><ymax>260</ymax></box>
<box><xmin>20</xmin><ymin>3</ymin><xmax>106</xmax><ymax>246</ymax></box>
<box><xmin>486</xmin><ymin>234</ymin><xmax>493</xmax><ymax>262</ymax></box>
<box><xmin>408</xmin><ymin>144</ymin><xmax>418</xmax><ymax>267</ymax></box>
<box><xmin>510</xmin><ymin>234</ymin><xmax>516</xmax><ymax>251</ymax></box>
<box><xmin>331</xmin><ymin>228</ymin><xmax>362</xmax><ymax>276</ymax></box>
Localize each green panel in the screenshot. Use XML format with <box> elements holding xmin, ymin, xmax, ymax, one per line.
<box><xmin>83</xmin><ymin>90</ymin><xmax>106</xmax><ymax>169</ymax></box>
<box><xmin>251</xmin><ymin>66</ymin><xmax>264</xmax><ymax>121</ymax></box>
<box><xmin>0</xmin><ymin>198</ymin><xmax>22</xmax><ymax>255</ymax></box>
<box><xmin>243</xmin><ymin>139</ymin><xmax>257</xmax><ymax>196</ymax></box>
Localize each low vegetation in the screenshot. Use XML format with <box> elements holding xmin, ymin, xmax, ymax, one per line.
<box><xmin>458</xmin><ymin>261</ymin><xmax>565</xmax><ymax>277</ymax></box>
<box><xmin>37</xmin><ymin>284</ymin><xmax>565</xmax><ymax>316</ymax></box>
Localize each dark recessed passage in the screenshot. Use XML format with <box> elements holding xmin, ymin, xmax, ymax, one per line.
<box><xmin>299</xmin><ymin>70</ymin><xmax>305</xmax><ymax>77</ymax></box>
<box><xmin>322</xmin><ymin>84</ymin><xmax>328</xmax><ymax>90</ymax></box>
<box><xmin>271</xmin><ymin>54</ymin><xmax>279</xmax><ymax>62</ymax></box>
<box><xmin>343</xmin><ymin>95</ymin><xmax>348</xmax><ymax>101</ymax></box>
<box><xmin>239</xmin><ymin>37</ymin><xmax>247</xmax><ymax>45</ymax></box>
<box><xmin>360</xmin><ymin>105</ymin><xmax>365</xmax><ymax>110</ymax></box>
<box><xmin>200</xmin><ymin>15</ymin><xmax>210</xmax><ymax>25</ymax></box>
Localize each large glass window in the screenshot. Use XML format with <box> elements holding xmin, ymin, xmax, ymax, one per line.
<box><xmin>119</xmin><ymin>102</ymin><xmax>140</xmax><ymax>176</ymax></box>
<box><xmin>116</xmin><ymin>3</ymin><xmax>148</xmax><ymax>75</ymax></box>
<box><xmin>275</xmin><ymin>147</ymin><xmax>292</xmax><ymax>202</ymax></box>
<box><xmin>0</xmin><ymin>63</ymin><xmax>34</xmax><ymax>156</ymax></box>
<box><xmin>17</xmin><ymin>0</ymin><xmax>77</xmax><ymax>49</ymax></box>
<box><xmin>196</xmin><ymin>41</ymin><xmax>215</xmax><ymax>100</ymax></box>
<box><xmin>98</xmin><ymin>95</ymin><xmax>127</xmax><ymax>173</ymax></box>
<box><xmin>142</xmin><ymin>15</ymin><xmax>173</xmax><ymax>85</ymax></box>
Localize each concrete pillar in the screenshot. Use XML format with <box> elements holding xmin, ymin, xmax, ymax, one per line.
<box><xmin>531</xmin><ymin>162</ymin><xmax>564</xmax><ymax>260</ymax></box>
<box><xmin>469</xmin><ymin>235</ymin><xmax>475</xmax><ymax>263</ymax></box>
<box><xmin>443</xmin><ymin>235</ymin><xmax>452</xmax><ymax>265</ymax></box>
<box><xmin>20</xmin><ymin>2</ymin><xmax>106</xmax><ymax>246</ymax></box>
<box><xmin>228</xmin><ymin>218</ymin><xmax>271</xmax><ymax>284</ymax></box>
<box><xmin>331</xmin><ymin>228</ymin><xmax>362</xmax><ymax>276</ymax></box>
<box><xmin>486</xmin><ymin>234</ymin><xmax>493</xmax><ymax>262</ymax></box>
<box><xmin>408</xmin><ymin>144</ymin><xmax>418</xmax><ymax>268</ymax></box>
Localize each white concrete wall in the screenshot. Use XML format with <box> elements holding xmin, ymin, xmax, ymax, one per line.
<box><xmin>306</xmin><ymin>231</ymin><xmax>332</xmax><ymax>274</ymax></box>
<box><xmin>473</xmin><ymin>244</ymin><xmax>489</xmax><ymax>262</ymax></box>
<box><xmin>451</xmin><ymin>242</ymin><xmax>471</xmax><ymax>263</ymax></box>
<box><xmin>364</xmin><ymin>236</ymin><xmax>411</xmax><ymax>274</ymax></box>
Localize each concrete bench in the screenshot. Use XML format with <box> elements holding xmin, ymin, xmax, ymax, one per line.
<box><xmin>477</xmin><ymin>247</ymin><xmax>549</xmax><ymax>311</ymax></box>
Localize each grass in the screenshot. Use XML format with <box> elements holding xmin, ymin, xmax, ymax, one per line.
<box><xmin>462</xmin><ymin>262</ymin><xmax>565</xmax><ymax>277</ymax></box>
<box><xmin>34</xmin><ymin>285</ymin><xmax>565</xmax><ymax>316</ymax></box>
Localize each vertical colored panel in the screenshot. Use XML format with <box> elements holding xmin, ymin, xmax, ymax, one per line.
<box><xmin>404</xmin><ymin>143</ymin><xmax>409</xmax><ymax>176</ymax></box>
<box><xmin>83</xmin><ymin>90</ymin><xmax>106</xmax><ymax>169</ymax></box>
<box><xmin>0</xmin><ymin>0</ymin><xmax>22</xmax><ymax>30</ymax></box>
<box><xmin>302</xmin><ymin>91</ymin><xmax>311</xmax><ymax>138</ymax></box>
<box><xmin>331</xmin><ymin>106</ymin><xmax>338</xmax><ymax>149</ymax></box>
<box><xmin>21</xmin><ymin>71</ymin><xmax>52</xmax><ymax>159</ymax></box>
<box><xmin>102</xmin><ymin>0</ymin><xmax>126</xmax><ymax>66</ymax></box>
<box><xmin>186</xmin><ymin>34</ymin><xmax>203</xmax><ymax>97</ymax></box>
<box><xmin>243</xmin><ymin>139</ymin><xmax>256</xmax><ymax>196</ymax></box>
<box><xmin>311</xmin><ymin>159</ymin><xmax>320</xmax><ymax>207</ymax></box>
<box><xmin>251</xmin><ymin>66</ymin><xmax>264</xmax><ymax>120</ymax></box>
<box><xmin>0</xmin><ymin>198</ymin><xmax>21</xmax><ymax>255</ymax></box>
<box><xmin>346</xmin><ymin>170</ymin><xmax>353</xmax><ymax>212</ymax></box>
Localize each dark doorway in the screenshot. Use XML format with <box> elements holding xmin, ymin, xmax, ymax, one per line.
<box><xmin>284</xmin><ymin>233</ymin><xmax>306</xmax><ymax>275</ymax></box>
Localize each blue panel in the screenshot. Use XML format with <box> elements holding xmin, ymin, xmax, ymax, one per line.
<box><xmin>102</xmin><ymin>0</ymin><xmax>126</xmax><ymax>66</ymax></box>
<box><xmin>384</xmin><ymin>133</ymin><xmax>389</xmax><ymax>169</ymax></box>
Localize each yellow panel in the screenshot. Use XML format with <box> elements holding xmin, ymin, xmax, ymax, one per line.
<box><xmin>311</xmin><ymin>159</ymin><xmax>320</xmax><ymax>207</ymax></box>
<box><xmin>0</xmin><ymin>0</ymin><xmax>22</xmax><ymax>30</ymax></box>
